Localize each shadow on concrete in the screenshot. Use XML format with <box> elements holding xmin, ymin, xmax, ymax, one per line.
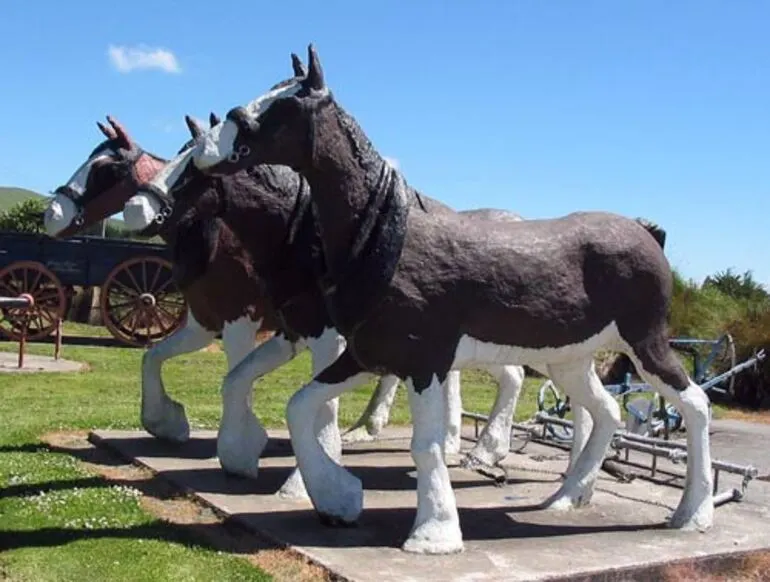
<box><xmin>0</xmin><ymin>504</ymin><xmax>665</xmax><ymax>553</ymax></box>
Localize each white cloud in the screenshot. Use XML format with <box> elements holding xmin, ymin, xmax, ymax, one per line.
<box><xmin>107</xmin><ymin>44</ymin><xmax>181</xmax><ymax>74</ymax></box>
<box><xmin>383</xmin><ymin>156</ymin><xmax>399</xmax><ymax>169</ymax></box>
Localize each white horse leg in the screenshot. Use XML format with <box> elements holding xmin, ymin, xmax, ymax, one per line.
<box><xmin>218</xmin><ymin>324</ymin><xmax>301</xmax><ymax>479</ymax></box>
<box><xmin>569</xmin><ymin>404</ymin><xmax>593</xmax><ymax>472</ymax></box>
<box><xmin>279</xmin><ymin>328</ymin><xmax>347</xmax><ymax>499</ymax></box>
<box><xmin>543</xmin><ymin>360</ymin><xmax>621</xmax><ymax>510</ymax></box>
<box><xmin>443</xmin><ymin>370</ymin><xmax>463</xmax><ymax>455</ymax></box>
<box><xmin>403</xmin><ymin>374</ymin><xmax>463</xmax><ymax>554</ymax></box>
<box><xmin>626</xmin><ymin>353</ymin><xmax>713</xmax><ymax>530</ymax></box>
<box><xmin>463</xmin><ymin>365</ymin><xmax>524</xmax><ymax>467</ymax></box>
<box><xmin>342</xmin><ymin>374</ymin><xmax>400</xmax><ymax>443</ymax></box>
<box><xmin>141</xmin><ymin>309</ymin><xmax>216</xmax><ymax>442</ymax></box>
<box><xmin>286</xmin><ymin>351</ymin><xmax>373</xmax><ymax>523</ymax></box>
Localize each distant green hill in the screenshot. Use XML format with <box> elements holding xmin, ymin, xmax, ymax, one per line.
<box><xmin>0</xmin><ymin>185</ymin><xmax>126</xmax><ymax>227</ymax></box>
<box><xmin>0</xmin><ymin>186</ymin><xmax>45</xmax><ymax>212</ymax></box>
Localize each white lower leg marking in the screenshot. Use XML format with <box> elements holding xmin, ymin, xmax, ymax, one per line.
<box><xmin>443</xmin><ymin>370</ymin><xmax>463</xmax><ymax>455</ymax></box>
<box><xmin>626</xmin><ymin>351</ymin><xmax>713</xmax><ymax>530</ymax></box>
<box><xmin>217</xmin><ymin>317</ymin><xmax>275</xmax><ymax>478</ymax></box>
<box><xmin>141</xmin><ymin>310</ymin><xmax>215</xmax><ymax>442</ymax></box>
<box><xmin>569</xmin><ymin>403</ymin><xmax>593</xmax><ymax>472</ymax></box>
<box><xmin>544</xmin><ymin>361</ymin><xmax>621</xmax><ymax>510</ymax></box>
<box><xmin>343</xmin><ymin>374</ymin><xmax>400</xmax><ymax>443</ymax></box>
<box><xmin>403</xmin><ymin>375</ymin><xmax>463</xmax><ymax>554</ymax></box>
<box><xmin>465</xmin><ymin>365</ymin><xmax>524</xmax><ymax>466</ymax></box>
<box><xmin>279</xmin><ymin>328</ymin><xmax>347</xmax><ymax>499</ymax></box>
<box><xmin>286</xmin><ymin>367</ymin><xmax>373</xmax><ymax>522</ymax></box>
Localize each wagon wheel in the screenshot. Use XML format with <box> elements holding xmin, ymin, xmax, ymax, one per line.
<box><xmin>100</xmin><ymin>256</ymin><xmax>187</xmax><ymax>347</ymax></box>
<box><xmin>0</xmin><ymin>261</ymin><xmax>66</xmax><ymax>341</ymax></box>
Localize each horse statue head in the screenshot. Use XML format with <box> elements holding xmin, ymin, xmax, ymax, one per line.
<box><xmin>191</xmin><ymin>47</ymin><xmax>322</xmax><ymax>177</ymax></box>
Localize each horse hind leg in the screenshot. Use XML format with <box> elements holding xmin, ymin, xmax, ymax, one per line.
<box><xmin>342</xmin><ymin>374</ymin><xmax>400</xmax><ymax>443</ymax></box>
<box><xmin>462</xmin><ymin>364</ymin><xmax>524</xmax><ymax>468</ymax></box>
<box><xmin>624</xmin><ymin>337</ymin><xmax>713</xmax><ymax>530</ymax></box>
<box><xmin>542</xmin><ymin>359</ymin><xmax>621</xmax><ymax>510</ymax></box>
<box><xmin>443</xmin><ymin>370</ymin><xmax>463</xmax><ymax>455</ymax></box>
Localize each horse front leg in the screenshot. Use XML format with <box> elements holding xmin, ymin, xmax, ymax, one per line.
<box><xmin>286</xmin><ymin>350</ymin><xmax>372</xmax><ymax>524</ymax></box>
<box><xmin>141</xmin><ymin>310</ymin><xmax>216</xmax><ymax>442</ymax></box>
<box><xmin>218</xmin><ymin>321</ymin><xmax>302</xmax><ymax>479</ymax></box>
<box><xmin>403</xmin><ymin>374</ymin><xmax>463</xmax><ymax>554</ymax></box>
<box><xmin>279</xmin><ymin>328</ymin><xmax>348</xmax><ymax>499</ymax></box>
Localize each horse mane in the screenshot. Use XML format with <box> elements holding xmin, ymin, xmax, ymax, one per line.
<box><xmin>335</xmin><ymin>104</ymin><xmax>427</xmax><ymax>213</ymax></box>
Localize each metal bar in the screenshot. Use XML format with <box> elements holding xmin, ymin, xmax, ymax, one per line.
<box><xmin>612</xmin><ymin>437</ymin><xmax>758</xmax><ymax>478</ymax></box>
<box><xmin>18</xmin><ymin>317</ymin><xmax>27</xmax><ymax>369</ymax></box>
<box><xmin>620</xmin><ymin>432</ymin><xmax>687</xmax><ymax>450</ymax></box>
<box><xmin>699</xmin><ymin>350</ymin><xmax>765</xmax><ymax>392</ymax></box>
<box><xmin>0</xmin><ymin>297</ymin><xmax>33</xmax><ymax>309</ymax></box>
<box><xmin>713</xmin><ymin>489</ymin><xmax>741</xmax><ymax>507</ymax></box>
<box><xmin>54</xmin><ymin>318</ymin><xmax>62</xmax><ymax>360</ymax></box>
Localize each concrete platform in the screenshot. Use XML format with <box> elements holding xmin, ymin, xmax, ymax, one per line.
<box><xmin>89</xmin><ymin>425</ymin><xmax>770</xmax><ymax>582</ymax></box>
<box><xmin>0</xmin><ymin>351</ymin><xmax>86</xmax><ymax>373</ymax></box>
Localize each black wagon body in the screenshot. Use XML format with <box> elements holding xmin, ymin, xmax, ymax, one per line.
<box><xmin>0</xmin><ymin>231</ymin><xmax>187</xmax><ymax>346</ymax></box>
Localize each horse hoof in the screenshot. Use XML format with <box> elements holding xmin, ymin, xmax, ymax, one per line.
<box><xmin>318</xmin><ymin>512</ymin><xmax>358</xmax><ymax>528</ymax></box>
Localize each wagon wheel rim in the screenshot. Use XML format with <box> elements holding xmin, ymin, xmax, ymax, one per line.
<box><xmin>0</xmin><ymin>261</ymin><xmax>66</xmax><ymax>341</ymax></box>
<box><xmin>100</xmin><ymin>256</ymin><xmax>187</xmax><ymax>347</ymax></box>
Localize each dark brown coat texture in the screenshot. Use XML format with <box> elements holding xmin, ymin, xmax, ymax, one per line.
<box><xmin>200</xmin><ymin>49</ymin><xmax>685</xmax><ymax>394</ymax></box>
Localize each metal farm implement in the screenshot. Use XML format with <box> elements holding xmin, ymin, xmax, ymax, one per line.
<box><xmin>462</xmin><ymin>334</ymin><xmax>766</xmax><ymax>508</ymax></box>
<box><xmin>0</xmin><ymin>231</ymin><xmax>187</xmax><ymax>350</ymax></box>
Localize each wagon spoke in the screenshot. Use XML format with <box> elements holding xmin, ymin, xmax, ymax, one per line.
<box><xmin>156</xmin><ymin>309</ymin><xmax>175</xmax><ymax>334</ymax></box>
<box><xmin>37</xmin><ymin>308</ymin><xmax>55</xmax><ymax>324</ymax></box>
<box><xmin>0</xmin><ymin>279</ymin><xmax>16</xmax><ymax>296</ymax></box>
<box><xmin>28</xmin><ymin>269</ymin><xmax>43</xmax><ymax>293</ymax></box>
<box><xmin>153</xmin><ymin>276</ymin><xmax>175</xmax><ymax>296</ymax></box>
<box><xmin>35</xmin><ymin>290</ymin><xmax>62</xmax><ymax>304</ymax></box>
<box><xmin>149</xmin><ymin>262</ymin><xmax>163</xmax><ymax>293</ymax></box>
<box><xmin>156</xmin><ymin>304</ymin><xmax>181</xmax><ymax>324</ymax></box>
<box><xmin>111</xmin><ymin>278</ymin><xmax>140</xmax><ymax>298</ymax></box>
<box><xmin>115</xmin><ymin>307</ymin><xmax>137</xmax><ymax>327</ymax></box>
<box><xmin>122</xmin><ymin>265</ymin><xmax>142</xmax><ymax>295</ymax></box>
<box><xmin>108</xmin><ymin>299</ymin><xmax>136</xmax><ymax>310</ymax></box>
<box><xmin>157</xmin><ymin>297</ymin><xmax>185</xmax><ymax>311</ymax></box>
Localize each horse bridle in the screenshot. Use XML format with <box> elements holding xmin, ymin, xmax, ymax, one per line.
<box><xmin>55</xmin><ymin>146</ymin><xmax>163</xmax><ymax>226</ymax></box>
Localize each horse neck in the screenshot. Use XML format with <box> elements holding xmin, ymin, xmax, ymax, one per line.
<box><xmin>216</xmin><ymin>171</ymin><xmax>301</xmax><ymax>268</ymax></box>
<box><xmin>302</xmin><ymin>101</ymin><xmax>393</xmax><ymax>276</ymax></box>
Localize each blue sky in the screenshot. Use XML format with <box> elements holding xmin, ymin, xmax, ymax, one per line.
<box><xmin>1</xmin><ymin>0</ymin><xmax>768</xmax><ymax>287</ymax></box>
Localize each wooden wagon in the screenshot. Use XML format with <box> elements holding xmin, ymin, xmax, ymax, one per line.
<box><xmin>0</xmin><ymin>231</ymin><xmax>187</xmax><ymax>346</ymax></box>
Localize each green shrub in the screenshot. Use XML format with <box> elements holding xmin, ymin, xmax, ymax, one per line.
<box><xmin>0</xmin><ymin>198</ymin><xmax>47</xmax><ymax>233</ymax></box>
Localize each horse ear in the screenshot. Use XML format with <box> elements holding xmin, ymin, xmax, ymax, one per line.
<box><xmin>106</xmin><ymin>116</ymin><xmax>133</xmax><ymax>150</ymax></box>
<box><xmin>209</xmin><ymin>112</ymin><xmax>221</xmax><ymax>127</ymax></box>
<box><xmin>184</xmin><ymin>115</ymin><xmax>204</xmax><ymax>139</ymax></box>
<box><xmin>97</xmin><ymin>120</ymin><xmax>117</xmax><ymax>140</ymax></box>
<box><xmin>305</xmin><ymin>44</ymin><xmax>325</xmax><ymax>90</ymax></box>
<box><xmin>291</xmin><ymin>53</ymin><xmax>308</xmax><ymax>77</ymax></box>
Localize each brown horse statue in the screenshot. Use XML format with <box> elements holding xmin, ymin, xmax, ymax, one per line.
<box><xmin>177</xmin><ymin>45</ymin><xmax>712</xmax><ymax>554</ymax></box>
<box><xmin>46</xmin><ymin>113</ymin><xmax>527</xmax><ymax>494</ymax></box>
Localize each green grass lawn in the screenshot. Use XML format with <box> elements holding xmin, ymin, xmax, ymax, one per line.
<box><xmin>0</xmin><ymin>323</ymin><xmax>527</xmax><ymax>581</ymax></box>
<box><xmin>0</xmin><ymin>322</ymin><xmax>731</xmax><ymax>580</ymax></box>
